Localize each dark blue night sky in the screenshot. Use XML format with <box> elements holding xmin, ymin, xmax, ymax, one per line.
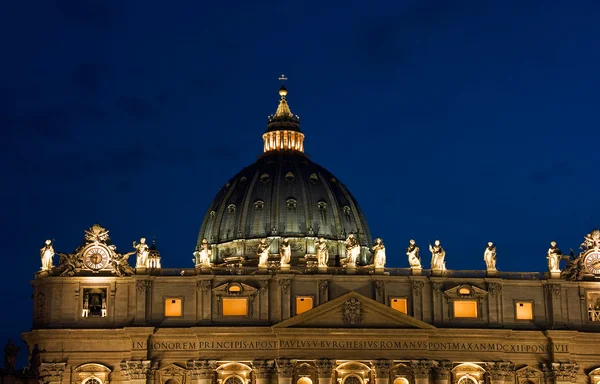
<box><xmin>1</xmin><ymin>0</ymin><xmax>599</xmax><ymax>359</ymax></box>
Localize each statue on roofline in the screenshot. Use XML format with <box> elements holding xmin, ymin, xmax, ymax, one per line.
<box><xmin>429</xmin><ymin>239</ymin><xmax>445</xmax><ymax>270</ymax></box>
<box><xmin>194</xmin><ymin>238</ymin><xmax>212</xmax><ymax>268</ymax></box>
<box><xmin>484</xmin><ymin>242</ymin><xmax>497</xmax><ymax>270</ymax></box>
<box><xmin>372</xmin><ymin>238</ymin><xmax>386</xmax><ymax>268</ymax></box>
<box><xmin>547</xmin><ymin>241</ymin><xmax>562</xmax><ymax>273</ymax></box>
<box><xmin>316</xmin><ymin>238</ymin><xmax>329</xmax><ymax>267</ymax></box>
<box><xmin>257</xmin><ymin>239</ymin><xmax>270</xmax><ymax>268</ymax></box>
<box><xmin>406</xmin><ymin>239</ymin><xmax>421</xmax><ymax>268</ymax></box>
<box><xmin>40</xmin><ymin>240</ymin><xmax>55</xmax><ymax>271</ymax></box>
<box><xmin>279</xmin><ymin>239</ymin><xmax>291</xmax><ymax>267</ymax></box>
<box><xmin>133</xmin><ymin>238</ymin><xmax>150</xmax><ymax>268</ymax></box>
<box><xmin>344</xmin><ymin>233</ymin><xmax>360</xmax><ymax>266</ymax></box>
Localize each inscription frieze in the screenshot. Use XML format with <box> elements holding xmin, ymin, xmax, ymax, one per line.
<box><xmin>132</xmin><ymin>340</ymin><xmax>569</xmax><ymax>354</ymax></box>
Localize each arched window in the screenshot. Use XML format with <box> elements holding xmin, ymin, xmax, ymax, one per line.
<box><xmin>458</xmin><ymin>375</ymin><xmax>478</xmax><ymax>384</ymax></box>
<box><xmin>343</xmin><ymin>376</ymin><xmax>362</xmax><ymax>384</ymax></box>
<box><xmin>393</xmin><ymin>379</ymin><xmax>409</xmax><ymax>384</ymax></box>
<box><xmin>224</xmin><ymin>377</ymin><xmax>244</xmax><ymax>384</ymax></box>
<box><xmin>83</xmin><ymin>378</ymin><xmax>102</xmax><ymax>384</ymax></box>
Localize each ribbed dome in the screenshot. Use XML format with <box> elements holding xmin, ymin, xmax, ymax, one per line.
<box><xmin>196</xmin><ymin>80</ymin><xmax>372</xmax><ymax>265</ymax></box>
<box><xmin>198</xmin><ymin>151</ymin><xmax>371</xmax><ymax>247</ymax></box>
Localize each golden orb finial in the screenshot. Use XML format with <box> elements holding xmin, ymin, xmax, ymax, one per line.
<box><xmin>279</xmin><ymin>85</ymin><xmax>288</xmax><ymax>97</ymax></box>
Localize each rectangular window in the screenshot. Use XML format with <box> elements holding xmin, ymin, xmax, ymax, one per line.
<box><xmin>516</xmin><ymin>301</ymin><xmax>533</xmax><ymax>320</ymax></box>
<box><xmin>296</xmin><ymin>296</ymin><xmax>313</xmax><ymax>315</ymax></box>
<box><xmin>390</xmin><ymin>298</ymin><xmax>407</xmax><ymax>314</ymax></box>
<box><xmin>453</xmin><ymin>300</ymin><xmax>478</xmax><ymax>318</ymax></box>
<box><xmin>165</xmin><ymin>298</ymin><xmax>182</xmax><ymax>317</ymax></box>
<box><xmin>222</xmin><ymin>298</ymin><xmax>248</xmax><ymax>316</ymax></box>
<box><xmin>587</xmin><ymin>292</ymin><xmax>600</xmax><ymax>322</ymax></box>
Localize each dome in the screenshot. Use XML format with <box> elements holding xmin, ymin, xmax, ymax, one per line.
<box><xmin>196</xmin><ymin>81</ymin><xmax>372</xmax><ymax>266</ymax></box>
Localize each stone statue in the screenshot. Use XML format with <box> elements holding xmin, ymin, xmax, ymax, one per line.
<box><xmin>29</xmin><ymin>344</ymin><xmax>43</xmax><ymax>376</ymax></box>
<box><xmin>4</xmin><ymin>338</ymin><xmax>19</xmax><ymax>372</ymax></box>
<box><xmin>193</xmin><ymin>239</ymin><xmax>212</xmax><ymax>268</ymax></box>
<box><xmin>547</xmin><ymin>241</ymin><xmax>562</xmax><ymax>272</ymax></box>
<box><xmin>133</xmin><ymin>238</ymin><xmax>150</xmax><ymax>268</ymax></box>
<box><xmin>40</xmin><ymin>239</ymin><xmax>55</xmax><ymax>271</ymax></box>
<box><xmin>429</xmin><ymin>240</ymin><xmax>446</xmax><ymax>270</ymax></box>
<box><xmin>372</xmin><ymin>238</ymin><xmax>386</xmax><ymax>268</ymax></box>
<box><xmin>406</xmin><ymin>239</ymin><xmax>421</xmax><ymax>268</ymax></box>
<box><xmin>344</xmin><ymin>233</ymin><xmax>360</xmax><ymax>266</ymax></box>
<box><xmin>316</xmin><ymin>237</ymin><xmax>329</xmax><ymax>267</ymax></box>
<box><xmin>279</xmin><ymin>239</ymin><xmax>291</xmax><ymax>267</ymax></box>
<box><xmin>581</xmin><ymin>229</ymin><xmax>600</xmax><ymax>251</ymax></box>
<box><xmin>111</xmin><ymin>252</ymin><xmax>135</xmax><ymax>277</ymax></box>
<box><xmin>257</xmin><ymin>239</ymin><xmax>270</xmax><ymax>268</ymax></box>
<box><xmin>484</xmin><ymin>242</ymin><xmax>497</xmax><ymax>270</ymax></box>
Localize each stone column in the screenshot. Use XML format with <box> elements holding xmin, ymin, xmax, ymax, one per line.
<box><xmin>254</xmin><ymin>360</ymin><xmax>274</xmax><ymax>384</ymax></box>
<box><xmin>373</xmin><ymin>360</ymin><xmax>393</xmax><ymax>384</ymax></box>
<box><xmin>433</xmin><ymin>362</ymin><xmax>452</xmax><ymax>384</ymax></box>
<box><xmin>315</xmin><ymin>359</ymin><xmax>336</xmax><ymax>384</ymax></box>
<box><xmin>187</xmin><ymin>360</ymin><xmax>217</xmax><ymax>384</ymax></box>
<box><xmin>486</xmin><ymin>362</ymin><xmax>514</xmax><ymax>384</ymax></box>
<box><xmin>411</xmin><ymin>361</ymin><xmax>434</xmax><ymax>384</ymax></box>
<box><xmin>39</xmin><ymin>363</ymin><xmax>66</xmax><ymax>384</ymax></box>
<box><xmin>543</xmin><ymin>363</ymin><xmax>579</xmax><ymax>384</ymax></box>
<box><xmin>277</xmin><ymin>359</ymin><xmax>296</xmax><ymax>384</ymax></box>
<box><xmin>121</xmin><ymin>360</ymin><xmax>155</xmax><ymax>384</ymax></box>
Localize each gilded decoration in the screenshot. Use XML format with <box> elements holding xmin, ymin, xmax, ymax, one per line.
<box><xmin>342</xmin><ymin>297</ymin><xmax>363</xmax><ymax>325</ymax></box>
<box><xmin>39</xmin><ymin>362</ymin><xmax>67</xmax><ymax>384</ymax></box>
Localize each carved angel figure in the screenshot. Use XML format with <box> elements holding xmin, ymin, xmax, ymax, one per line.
<box><xmin>344</xmin><ymin>233</ymin><xmax>360</xmax><ymax>266</ymax></box>
<box><xmin>406</xmin><ymin>239</ymin><xmax>421</xmax><ymax>268</ymax></box>
<box><xmin>429</xmin><ymin>239</ymin><xmax>446</xmax><ymax>270</ymax></box>
<box><xmin>279</xmin><ymin>239</ymin><xmax>291</xmax><ymax>267</ymax></box>
<box><xmin>40</xmin><ymin>240</ymin><xmax>55</xmax><ymax>271</ymax></box>
<box><xmin>372</xmin><ymin>238</ymin><xmax>386</xmax><ymax>268</ymax></box>
<box><xmin>547</xmin><ymin>241</ymin><xmax>562</xmax><ymax>272</ymax></box>
<box><xmin>581</xmin><ymin>229</ymin><xmax>600</xmax><ymax>251</ymax></box>
<box><xmin>316</xmin><ymin>237</ymin><xmax>329</xmax><ymax>267</ymax></box>
<box><xmin>484</xmin><ymin>242</ymin><xmax>497</xmax><ymax>270</ymax></box>
<box><xmin>257</xmin><ymin>238</ymin><xmax>270</xmax><ymax>268</ymax></box>
<box><xmin>111</xmin><ymin>252</ymin><xmax>135</xmax><ymax>276</ymax></box>
<box><xmin>133</xmin><ymin>238</ymin><xmax>150</xmax><ymax>268</ymax></box>
<box><xmin>193</xmin><ymin>239</ymin><xmax>212</xmax><ymax>267</ymax></box>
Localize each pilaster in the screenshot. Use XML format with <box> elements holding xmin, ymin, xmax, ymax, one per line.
<box><xmin>545</xmin><ymin>284</ymin><xmax>563</xmax><ymax>327</ymax></box>
<box><xmin>373</xmin><ymin>360</ymin><xmax>393</xmax><ymax>384</ymax></box>
<box><xmin>486</xmin><ymin>362</ymin><xmax>514</xmax><ymax>384</ymax></box>
<box><xmin>278</xmin><ymin>279</ymin><xmax>292</xmax><ymax>320</ymax></box>
<box><xmin>543</xmin><ymin>363</ymin><xmax>579</xmax><ymax>384</ymax></box>
<box><xmin>39</xmin><ymin>363</ymin><xmax>67</xmax><ymax>384</ymax></box>
<box><xmin>135</xmin><ymin>281</ymin><xmax>151</xmax><ymax>324</ymax></box>
<box><xmin>433</xmin><ymin>362</ymin><xmax>452</xmax><ymax>384</ymax></box>
<box><xmin>411</xmin><ymin>361</ymin><xmax>434</xmax><ymax>384</ymax></box>
<box><xmin>187</xmin><ymin>360</ymin><xmax>217</xmax><ymax>384</ymax></box>
<box><xmin>315</xmin><ymin>359</ymin><xmax>336</xmax><ymax>384</ymax></box>
<box><xmin>253</xmin><ymin>360</ymin><xmax>274</xmax><ymax>384</ymax></box>
<box><xmin>276</xmin><ymin>359</ymin><xmax>296</xmax><ymax>384</ymax></box>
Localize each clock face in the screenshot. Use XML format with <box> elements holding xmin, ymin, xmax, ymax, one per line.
<box><xmin>83</xmin><ymin>246</ymin><xmax>110</xmax><ymax>271</ymax></box>
<box><xmin>585</xmin><ymin>251</ymin><xmax>600</xmax><ymax>275</ymax></box>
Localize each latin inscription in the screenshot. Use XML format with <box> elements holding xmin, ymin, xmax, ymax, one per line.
<box><xmin>132</xmin><ymin>340</ymin><xmax>568</xmax><ymax>354</ymax></box>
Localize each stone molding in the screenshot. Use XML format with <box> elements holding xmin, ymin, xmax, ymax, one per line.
<box><xmin>545</xmin><ymin>284</ymin><xmax>561</xmax><ymax>297</ymax></box>
<box><xmin>253</xmin><ymin>360</ymin><xmax>274</xmax><ymax>379</ymax></box>
<box><xmin>278</xmin><ymin>279</ymin><xmax>291</xmax><ymax>293</ymax></box>
<box><xmin>276</xmin><ymin>359</ymin><xmax>296</xmax><ymax>378</ymax></box>
<box><xmin>342</xmin><ymin>297</ymin><xmax>363</xmax><ymax>325</ymax></box>
<box><xmin>412</xmin><ymin>281</ymin><xmax>424</xmax><ymax>295</ymax></box>
<box><xmin>319</xmin><ymin>281</ymin><xmax>329</xmax><ymax>294</ymax></box>
<box><xmin>136</xmin><ymin>281</ymin><xmax>151</xmax><ymax>292</ymax></box>
<box><xmin>187</xmin><ymin>360</ymin><xmax>217</xmax><ymax>380</ymax></box>
<box><xmin>411</xmin><ymin>361</ymin><xmax>434</xmax><ymax>379</ymax></box>
<box><xmin>197</xmin><ymin>280</ymin><xmax>212</xmax><ymax>292</ymax></box>
<box><xmin>120</xmin><ymin>360</ymin><xmax>156</xmax><ymax>380</ymax></box>
<box><xmin>542</xmin><ymin>363</ymin><xmax>579</xmax><ymax>383</ymax></box>
<box><xmin>486</xmin><ymin>362</ymin><xmax>514</xmax><ymax>380</ymax></box>
<box><xmin>375</xmin><ymin>281</ymin><xmax>385</xmax><ymax>297</ymax></box>
<box><xmin>315</xmin><ymin>359</ymin><xmax>336</xmax><ymax>378</ymax></box>
<box><xmin>487</xmin><ymin>283</ymin><xmax>502</xmax><ymax>296</ymax></box>
<box><xmin>372</xmin><ymin>360</ymin><xmax>393</xmax><ymax>378</ymax></box>
<box><xmin>39</xmin><ymin>362</ymin><xmax>67</xmax><ymax>384</ymax></box>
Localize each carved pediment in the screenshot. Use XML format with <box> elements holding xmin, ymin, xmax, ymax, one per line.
<box><xmin>273</xmin><ymin>291</ymin><xmax>435</xmax><ymax>329</ymax></box>
<box><xmin>73</xmin><ymin>363</ymin><xmax>111</xmax><ymax>384</ymax></box>
<box><xmin>213</xmin><ymin>282</ymin><xmax>258</xmax><ymax>297</ymax></box>
<box><xmin>516</xmin><ymin>366</ymin><xmax>543</xmax><ymax>379</ymax></box>
<box><xmin>444</xmin><ymin>285</ymin><xmax>488</xmax><ymax>299</ymax></box>
<box><xmin>159</xmin><ymin>364</ymin><xmax>186</xmax><ymax>376</ymax></box>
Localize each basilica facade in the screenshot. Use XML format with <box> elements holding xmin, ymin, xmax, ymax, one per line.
<box><xmin>21</xmin><ymin>83</ymin><xmax>600</xmax><ymax>384</ymax></box>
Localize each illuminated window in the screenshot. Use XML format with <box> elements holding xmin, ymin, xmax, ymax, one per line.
<box><xmin>298</xmin><ymin>378</ymin><xmax>313</xmax><ymax>384</ymax></box>
<box><xmin>453</xmin><ymin>300</ymin><xmax>478</xmax><ymax>318</ymax></box>
<box><xmin>296</xmin><ymin>296</ymin><xmax>314</xmax><ymax>315</ymax></box>
<box><xmin>227</xmin><ymin>284</ymin><xmax>242</xmax><ymax>295</ymax></box>
<box><xmin>516</xmin><ymin>301</ymin><xmax>533</xmax><ymax>320</ymax></box>
<box><xmin>390</xmin><ymin>298</ymin><xmax>407</xmax><ymax>314</ymax></box>
<box><xmin>165</xmin><ymin>298</ymin><xmax>182</xmax><ymax>317</ymax></box>
<box><xmin>393</xmin><ymin>379</ymin><xmax>409</xmax><ymax>384</ymax></box>
<box><xmin>222</xmin><ymin>298</ymin><xmax>247</xmax><ymax>316</ymax></box>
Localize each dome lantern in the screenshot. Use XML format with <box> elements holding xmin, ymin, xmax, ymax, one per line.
<box><xmin>263</xmin><ymin>75</ymin><xmax>304</xmax><ymax>153</ymax></box>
